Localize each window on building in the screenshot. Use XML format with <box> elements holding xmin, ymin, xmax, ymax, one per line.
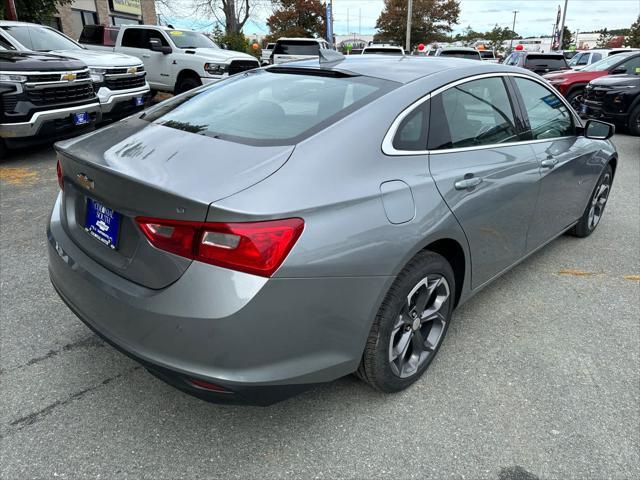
<box><xmin>70</xmin><ymin>10</ymin><xmax>97</xmax><ymax>39</ymax></box>
<box><xmin>112</xmin><ymin>16</ymin><xmax>142</xmax><ymax>26</ymax></box>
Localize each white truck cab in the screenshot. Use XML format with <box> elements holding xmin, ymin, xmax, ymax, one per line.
<box><xmin>0</xmin><ymin>21</ymin><xmax>150</xmax><ymax>121</ymax></box>
<box><xmin>271</xmin><ymin>38</ymin><xmax>332</xmax><ymax>65</ymax></box>
<box><xmin>80</xmin><ymin>25</ymin><xmax>260</xmax><ymax>94</ymax></box>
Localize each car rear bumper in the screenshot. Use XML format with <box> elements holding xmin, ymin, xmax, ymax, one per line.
<box><xmin>0</xmin><ymin>102</ymin><xmax>101</xmax><ymax>139</ymax></box>
<box><xmin>47</xmin><ymin>194</ymin><xmax>389</xmax><ymax>404</ymax></box>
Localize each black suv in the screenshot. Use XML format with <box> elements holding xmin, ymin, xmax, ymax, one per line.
<box><xmin>503</xmin><ymin>52</ymin><xmax>569</xmax><ymax>75</ymax></box>
<box><xmin>582</xmin><ymin>74</ymin><xmax>640</xmax><ymax>136</ymax></box>
<box><xmin>0</xmin><ymin>51</ymin><xmax>100</xmax><ymax>157</ymax></box>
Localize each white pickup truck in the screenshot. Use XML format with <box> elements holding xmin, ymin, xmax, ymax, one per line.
<box><xmin>80</xmin><ymin>25</ymin><xmax>260</xmax><ymax>94</ymax></box>
<box><xmin>0</xmin><ymin>20</ymin><xmax>150</xmax><ymax>121</ymax></box>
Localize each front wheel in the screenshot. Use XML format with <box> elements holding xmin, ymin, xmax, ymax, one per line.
<box><xmin>567</xmin><ymin>88</ymin><xmax>585</xmax><ymax>112</ymax></box>
<box><xmin>628</xmin><ymin>105</ymin><xmax>640</xmax><ymax>136</ymax></box>
<box><xmin>175</xmin><ymin>76</ymin><xmax>202</xmax><ymax>95</ymax></box>
<box><xmin>357</xmin><ymin>251</ymin><xmax>455</xmax><ymax>393</ymax></box>
<box><xmin>570</xmin><ymin>164</ymin><xmax>613</xmax><ymax>238</ymax></box>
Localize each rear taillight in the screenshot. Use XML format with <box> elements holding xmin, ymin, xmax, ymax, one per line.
<box><xmin>56</xmin><ymin>160</ymin><xmax>64</xmax><ymax>190</ymax></box>
<box><xmin>136</xmin><ymin>217</ymin><xmax>304</xmax><ymax>277</ymax></box>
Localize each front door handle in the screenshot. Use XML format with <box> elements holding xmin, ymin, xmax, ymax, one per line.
<box><xmin>454</xmin><ymin>176</ymin><xmax>483</xmax><ymax>190</ymax></box>
<box><xmin>541</xmin><ymin>156</ymin><xmax>559</xmax><ymax>169</ymax></box>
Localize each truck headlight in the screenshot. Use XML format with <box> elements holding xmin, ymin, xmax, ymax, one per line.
<box><xmin>204</xmin><ymin>63</ymin><xmax>228</xmax><ymax>75</ymax></box>
<box><xmin>0</xmin><ymin>73</ymin><xmax>27</xmax><ymax>83</ymax></box>
<box><xmin>89</xmin><ymin>67</ymin><xmax>106</xmax><ymax>83</ymax></box>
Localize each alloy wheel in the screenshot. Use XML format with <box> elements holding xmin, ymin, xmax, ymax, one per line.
<box><xmin>388</xmin><ymin>275</ymin><xmax>450</xmax><ymax>378</ymax></box>
<box><xmin>570</xmin><ymin>93</ymin><xmax>584</xmax><ymax>111</ymax></box>
<box><xmin>588</xmin><ymin>172</ymin><xmax>611</xmax><ymax>230</ymax></box>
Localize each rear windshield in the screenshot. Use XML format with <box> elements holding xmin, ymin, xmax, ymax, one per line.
<box><xmin>79</xmin><ymin>25</ymin><xmax>118</xmax><ymax>46</ymax></box>
<box><xmin>363</xmin><ymin>48</ymin><xmax>403</xmax><ymax>55</ymax></box>
<box><xmin>274</xmin><ymin>41</ymin><xmax>320</xmax><ymax>56</ymax></box>
<box><xmin>439</xmin><ymin>50</ymin><xmax>481</xmax><ymax>59</ymax></box>
<box><xmin>479</xmin><ymin>50</ymin><xmax>495</xmax><ymax>59</ymax></box>
<box><xmin>143</xmin><ymin>70</ymin><xmax>395</xmax><ymax>146</ymax></box>
<box><xmin>524</xmin><ymin>55</ymin><xmax>567</xmax><ymax>69</ymax></box>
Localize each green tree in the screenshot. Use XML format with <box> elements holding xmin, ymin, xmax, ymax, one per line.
<box><xmin>375</xmin><ymin>0</ymin><xmax>461</xmax><ymax>47</ymax></box>
<box><xmin>561</xmin><ymin>26</ymin><xmax>572</xmax><ymax>49</ymax></box>
<box><xmin>210</xmin><ymin>25</ymin><xmax>254</xmax><ymax>55</ymax></box>
<box><xmin>483</xmin><ymin>24</ymin><xmax>518</xmax><ymax>49</ymax></box>
<box><xmin>11</xmin><ymin>0</ymin><xmax>72</xmax><ymax>23</ymax></box>
<box><xmin>596</xmin><ymin>28</ymin><xmax>613</xmax><ymax>48</ymax></box>
<box><xmin>627</xmin><ymin>16</ymin><xmax>640</xmax><ymax>48</ymax></box>
<box><xmin>266</xmin><ymin>0</ymin><xmax>326</xmax><ymax>42</ymax></box>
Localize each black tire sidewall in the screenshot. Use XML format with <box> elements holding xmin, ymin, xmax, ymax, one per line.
<box><xmin>369</xmin><ymin>252</ymin><xmax>455</xmax><ymax>392</ymax></box>
<box><xmin>573</xmin><ymin>164</ymin><xmax>613</xmax><ymax>237</ymax></box>
<box><xmin>176</xmin><ymin>77</ymin><xmax>201</xmax><ymax>95</ymax></box>
<box><xmin>628</xmin><ymin>105</ymin><xmax>640</xmax><ymax>136</ymax></box>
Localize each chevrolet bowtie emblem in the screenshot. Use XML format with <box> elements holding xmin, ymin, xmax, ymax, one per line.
<box><xmin>127</xmin><ymin>67</ymin><xmax>137</xmax><ymax>75</ymax></box>
<box><xmin>76</xmin><ymin>173</ymin><xmax>94</xmax><ymax>190</ymax></box>
<box><xmin>61</xmin><ymin>72</ymin><xmax>77</xmax><ymax>82</ymax></box>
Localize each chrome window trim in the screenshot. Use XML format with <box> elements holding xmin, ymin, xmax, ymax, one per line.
<box><xmin>382</xmin><ymin>71</ymin><xmax>581</xmax><ymax>156</ymax></box>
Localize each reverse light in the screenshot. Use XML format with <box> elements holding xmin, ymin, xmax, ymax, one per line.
<box><xmin>136</xmin><ymin>217</ymin><xmax>304</xmax><ymax>277</ymax></box>
<box><xmin>56</xmin><ymin>159</ymin><xmax>64</xmax><ymax>190</ymax></box>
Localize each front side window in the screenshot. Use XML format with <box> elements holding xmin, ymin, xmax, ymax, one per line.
<box><xmin>513</xmin><ymin>77</ymin><xmax>574</xmax><ymax>140</ymax></box>
<box><xmin>428</xmin><ymin>77</ymin><xmax>519</xmax><ymax>150</ymax></box>
<box><xmin>0</xmin><ymin>25</ymin><xmax>80</xmax><ymax>51</ymax></box>
<box><xmin>143</xmin><ymin>70</ymin><xmax>395</xmax><ymax>146</ymax></box>
<box><xmin>583</xmin><ymin>52</ymin><xmax>634</xmax><ymax>71</ymax></box>
<box><xmin>613</xmin><ymin>56</ymin><xmax>640</xmax><ymax>75</ymax></box>
<box><xmin>576</xmin><ymin>53</ymin><xmax>590</xmax><ymax>65</ymax></box>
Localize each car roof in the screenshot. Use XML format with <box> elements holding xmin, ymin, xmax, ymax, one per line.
<box><xmin>268</xmin><ymin>55</ymin><xmax>528</xmax><ymax>84</ymax></box>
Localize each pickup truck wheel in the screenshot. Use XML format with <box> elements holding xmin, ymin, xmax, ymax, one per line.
<box><xmin>628</xmin><ymin>105</ymin><xmax>640</xmax><ymax>136</ymax></box>
<box><xmin>0</xmin><ymin>139</ymin><xmax>6</xmax><ymax>160</ymax></box>
<box><xmin>175</xmin><ymin>76</ymin><xmax>202</xmax><ymax>95</ymax></box>
<box><xmin>567</xmin><ymin>89</ymin><xmax>584</xmax><ymax>112</ymax></box>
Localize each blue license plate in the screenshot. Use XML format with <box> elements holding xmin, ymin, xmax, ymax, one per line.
<box><xmin>72</xmin><ymin>112</ymin><xmax>90</xmax><ymax>126</ymax></box>
<box><xmin>133</xmin><ymin>96</ymin><xmax>145</xmax><ymax>107</ymax></box>
<box><xmin>85</xmin><ymin>198</ymin><xmax>121</xmax><ymax>250</ymax></box>
<box><xmin>581</xmin><ymin>104</ymin><xmax>588</xmax><ymax>114</ymax></box>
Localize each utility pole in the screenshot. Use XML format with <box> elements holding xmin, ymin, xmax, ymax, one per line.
<box><xmin>558</xmin><ymin>0</ymin><xmax>568</xmax><ymax>50</ymax></box>
<box><xmin>405</xmin><ymin>0</ymin><xmax>413</xmax><ymax>52</ymax></box>
<box><xmin>347</xmin><ymin>8</ymin><xmax>350</xmax><ymax>37</ymax></box>
<box><xmin>331</xmin><ymin>0</ymin><xmax>334</xmax><ymax>44</ymax></box>
<box><xmin>359</xmin><ymin>8</ymin><xmax>361</xmax><ymax>36</ymax></box>
<box><xmin>509</xmin><ymin>10</ymin><xmax>519</xmax><ymax>51</ymax></box>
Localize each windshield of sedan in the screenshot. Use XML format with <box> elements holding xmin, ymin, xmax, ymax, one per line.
<box><xmin>143</xmin><ymin>69</ymin><xmax>395</xmax><ymax>146</ymax></box>
<box><xmin>582</xmin><ymin>52</ymin><xmax>634</xmax><ymax>71</ymax></box>
<box><xmin>1</xmin><ymin>25</ymin><xmax>80</xmax><ymax>51</ymax></box>
<box><xmin>167</xmin><ymin>30</ymin><xmax>219</xmax><ymax>49</ymax></box>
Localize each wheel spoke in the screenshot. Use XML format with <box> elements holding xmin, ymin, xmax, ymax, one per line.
<box><xmin>391</xmin><ymin>330</ymin><xmax>412</xmax><ymax>362</ymax></box>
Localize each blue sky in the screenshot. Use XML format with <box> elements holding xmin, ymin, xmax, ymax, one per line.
<box><xmin>162</xmin><ymin>0</ymin><xmax>640</xmax><ymax>38</ymax></box>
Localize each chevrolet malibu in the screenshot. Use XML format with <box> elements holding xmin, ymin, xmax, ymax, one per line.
<box><xmin>48</xmin><ymin>55</ymin><xmax>617</xmax><ymax>405</ymax></box>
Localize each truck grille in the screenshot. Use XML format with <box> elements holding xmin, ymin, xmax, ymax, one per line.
<box><xmin>105</xmin><ymin>66</ymin><xmax>145</xmax><ymax>75</ymax></box>
<box><xmin>584</xmin><ymin>88</ymin><xmax>607</xmax><ymax>102</ymax></box>
<box><xmin>26</xmin><ymin>71</ymin><xmax>91</xmax><ymax>83</ymax></box>
<box><xmin>228</xmin><ymin>60</ymin><xmax>259</xmax><ymax>76</ymax></box>
<box><xmin>26</xmin><ymin>83</ymin><xmax>95</xmax><ymax>106</ymax></box>
<box><xmin>1</xmin><ymin>95</ymin><xmax>18</xmax><ymax>113</ymax></box>
<box><xmin>105</xmin><ymin>75</ymin><xmax>146</xmax><ymax>91</ymax></box>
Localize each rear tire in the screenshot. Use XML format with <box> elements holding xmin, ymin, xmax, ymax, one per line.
<box><xmin>0</xmin><ymin>139</ymin><xmax>6</xmax><ymax>160</ymax></box>
<box><xmin>175</xmin><ymin>75</ymin><xmax>202</xmax><ymax>95</ymax></box>
<box><xmin>567</xmin><ymin>88</ymin><xmax>585</xmax><ymax>112</ymax></box>
<box><xmin>570</xmin><ymin>164</ymin><xmax>613</xmax><ymax>238</ymax></box>
<box><xmin>628</xmin><ymin>105</ymin><xmax>640</xmax><ymax>136</ymax></box>
<box><xmin>357</xmin><ymin>251</ymin><xmax>455</xmax><ymax>393</ymax></box>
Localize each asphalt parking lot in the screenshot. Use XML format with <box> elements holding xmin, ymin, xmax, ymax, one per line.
<box><xmin>1</xmin><ymin>133</ymin><xmax>638</xmax><ymax>479</ymax></box>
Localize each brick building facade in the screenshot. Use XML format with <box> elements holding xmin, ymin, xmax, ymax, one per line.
<box><xmin>54</xmin><ymin>0</ymin><xmax>157</xmax><ymax>40</ymax></box>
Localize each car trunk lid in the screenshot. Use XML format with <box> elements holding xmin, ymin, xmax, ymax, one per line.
<box><xmin>56</xmin><ymin>117</ymin><xmax>294</xmax><ymax>289</ymax></box>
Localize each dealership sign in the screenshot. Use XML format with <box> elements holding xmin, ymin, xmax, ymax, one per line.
<box><xmin>113</xmin><ymin>0</ymin><xmax>142</xmax><ymax>16</ymax></box>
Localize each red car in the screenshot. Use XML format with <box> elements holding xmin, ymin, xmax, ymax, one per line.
<box><xmin>544</xmin><ymin>51</ymin><xmax>640</xmax><ymax>110</ymax></box>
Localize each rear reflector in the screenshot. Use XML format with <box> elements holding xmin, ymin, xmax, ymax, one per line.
<box><xmin>136</xmin><ymin>217</ymin><xmax>304</xmax><ymax>277</ymax></box>
<box><xmin>188</xmin><ymin>378</ymin><xmax>230</xmax><ymax>393</ymax></box>
<box><xmin>56</xmin><ymin>160</ymin><xmax>64</xmax><ymax>190</ymax></box>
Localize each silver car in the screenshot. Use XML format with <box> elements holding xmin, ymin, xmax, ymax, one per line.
<box><xmin>48</xmin><ymin>55</ymin><xmax>617</xmax><ymax>405</ymax></box>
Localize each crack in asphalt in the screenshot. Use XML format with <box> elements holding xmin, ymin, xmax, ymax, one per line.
<box><xmin>3</xmin><ymin>366</ymin><xmax>142</xmax><ymax>437</ymax></box>
<box><xmin>1</xmin><ymin>335</ymin><xmax>105</xmax><ymax>375</ymax></box>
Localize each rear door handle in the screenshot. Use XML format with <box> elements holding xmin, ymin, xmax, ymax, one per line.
<box><xmin>454</xmin><ymin>176</ymin><xmax>483</xmax><ymax>190</ymax></box>
<box><xmin>541</xmin><ymin>156</ymin><xmax>559</xmax><ymax>169</ymax></box>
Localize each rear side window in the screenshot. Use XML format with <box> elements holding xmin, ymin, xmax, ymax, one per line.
<box><xmin>513</xmin><ymin>77</ymin><xmax>574</xmax><ymax>139</ymax></box>
<box><xmin>144</xmin><ymin>70</ymin><xmax>395</xmax><ymax>146</ymax></box>
<box><xmin>575</xmin><ymin>53</ymin><xmax>589</xmax><ymax>65</ymax></box>
<box><xmin>591</xmin><ymin>53</ymin><xmax>602</xmax><ymax>63</ymax></box>
<box><xmin>79</xmin><ymin>25</ymin><xmax>102</xmax><ymax>45</ymax></box>
<box><xmin>428</xmin><ymin>77</ymin><xmax>519</xmax><ymax>150</ymax></box>
<box><xmin>121</xmin><ymin>28</ymin><xmax>144</xmax><ymax>48</ymax></box>
<box><xmin>393</xmin><ymin>101</ymin><xmax>429</xmax><ymax>151</ymax></box>
<box><xmin>274</xmin><ymin>41</ymin><xmax>319</xmax><ymax>56</ymax></box>
<box><xmin>525</xmin><ymin>55</ymin><xmax>567</xmax><ymax>70</ymax></box>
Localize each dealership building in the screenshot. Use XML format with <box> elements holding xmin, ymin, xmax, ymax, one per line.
<box><xmin>53</xmin><ymin>0</ymin><xmax>157</xmax><ymax>40</ymax></box>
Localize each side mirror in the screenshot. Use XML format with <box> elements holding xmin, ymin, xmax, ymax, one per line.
<box><xmin>585</xmin><ymin>119</ymin><xmax>615</xmax><ymax>140</ymax></box>
<box><xmin>610</xmin><ymin>66</ymin><xmax>627</xmax><ymax>75</ymax></box>
<box><xmin>149</xmin><ymin>38</ymin><xmax>172</xmax><ymax>54</ymax></box>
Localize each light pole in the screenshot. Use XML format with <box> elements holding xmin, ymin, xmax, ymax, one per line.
<box><xmin>558</xmin><ymin>0</ymin><xmax>568</xmax><ymax>50</ymax></box>
<box><xmin>405</xmin><ymin>0</ymin><xmax>413</xmax><ymax>52</ymax></box>
<box><xmin>509</xmin><ymin>10</ymin><xmax>519</xmax><ymax>52</ymax></box>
